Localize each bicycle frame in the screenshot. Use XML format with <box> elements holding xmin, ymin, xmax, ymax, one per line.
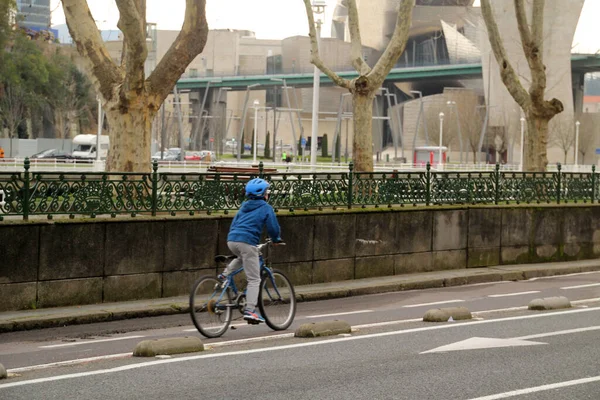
<box><xmin>214</xmin><ymin>242</ymin><xmax>282</xmax><ymax>310</ymax></box>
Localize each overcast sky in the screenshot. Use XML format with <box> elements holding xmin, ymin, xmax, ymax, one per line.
<box><xmin>50</xmin><ymin>0</ymin><xmax>599</xmax><ymax>53</ymax></box>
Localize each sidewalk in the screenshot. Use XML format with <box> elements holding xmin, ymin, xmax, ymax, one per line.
<box><xmin>1</xmin><ymin>259</ymin><xmax>600</xmax><ymax>333</ymax></box>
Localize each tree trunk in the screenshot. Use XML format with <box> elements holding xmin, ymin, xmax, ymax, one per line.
<box><xmin>525</xmin><ymin>111</ymin><xmax>549</xmax><ymax>171</ymax></box>
<box><xmin>352</xmin><ymin>90</ymin><xmax>376</xmax><ymax>171</ymax></box>
<box><xmin>104</xmin><ymin>99</ymin><xmax>155</xmax><ymax>172</ymax></box>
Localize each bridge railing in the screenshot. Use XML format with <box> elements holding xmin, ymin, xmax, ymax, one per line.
<box><xmin>179</xmin><ymin>58</ymin><xmax>470</xmax><ymax>79</ymax></box>
<box><xmin>1</xmin><ymin>160</ymin><xmax>597</xmax><ymax>221</ymax></box>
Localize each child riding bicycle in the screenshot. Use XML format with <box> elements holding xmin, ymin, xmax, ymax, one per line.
<box><xmin>219</xmin><ymin>178</ymin><xmax>282</xmax><ymax>323</ymax></box>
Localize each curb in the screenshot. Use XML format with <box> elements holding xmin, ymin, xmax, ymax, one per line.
<box><xmin>0</xmin><ymin>363</ymin><xmax>6</xmax><ymax>380</ymax></box>
<box><xmin>294</xmin><ymin>320</ymin><xmax>351</xmax><ymax>338</ymax></box>
<box><xmin>423</xmin><ymin>307</ymin><xmax>472</xmax><ymax>322</ymax></box>
<box><xmin>1</xmin><ymin>261</ymin><xmax>599</xmax><ymax>333</ymax></box>
<box><xmin>133</xmin><ymin>336</ymin><xmax>204</xmax><ymax>357</ymax></box>
<box><xmin>528</xmin><ymin>296</ymin><xmax>572</xmax><ymax>311</ymax></box>
<box><xmin>0</xmin><ymin>304</ymin><xmax>189</xmax><ymax>334</ymax></box>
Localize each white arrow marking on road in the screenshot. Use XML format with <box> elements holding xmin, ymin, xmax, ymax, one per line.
<box><xmin>420</xmin><ymin>337</ymin><xmax>546</xmax><ymax>354</ymax></box>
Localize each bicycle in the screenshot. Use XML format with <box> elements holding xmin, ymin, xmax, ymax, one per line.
<box><xmin>189</xmin><ymin>239</ymin><xmax>297</xmax><ymax>338</ymax></box>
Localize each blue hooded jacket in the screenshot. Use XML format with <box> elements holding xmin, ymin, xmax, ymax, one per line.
<box><xmin>227</xmin><ymin>199</ymin><xmax>281</xmax><ymax>245</ymax></box>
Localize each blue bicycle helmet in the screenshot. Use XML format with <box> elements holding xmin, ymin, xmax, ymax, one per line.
<box><xmin>245</xmin><ymin>178</ymin><xmax>270</xmax><ymax>198</ymax></box>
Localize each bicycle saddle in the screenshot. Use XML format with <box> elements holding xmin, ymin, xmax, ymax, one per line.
<box><xmin>214</xmin><ymin>255</ymin><xmax>237</xmax><ymax>263</ymax></box>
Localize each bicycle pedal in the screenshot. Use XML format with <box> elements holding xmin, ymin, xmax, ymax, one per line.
<box><xmin>246</xmin><ymin>319</ymin><xmax>260</xmax><ymax>325</ymax></box>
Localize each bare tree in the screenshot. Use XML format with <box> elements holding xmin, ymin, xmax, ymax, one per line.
<box><xmin>62</xmin><ymin>0</ymin><xmax>208</xmax><ymax>171</ymax></box>
<box><xmin>303</xmin><ymin>0</ymin><xmax>415</xmax><ymax>172</ymax></box>
<box><xmin>481</xmin><ymin>0</ymin><xmax>563</xmax><ymax>171</ymax></box>
<box><xmin>463</xmin><ymin>107</ymin><xmax>484</xmax><ymax>163</ymax></box>
<box><xmin>0</xmin><ymin>84</ymin><xmax>28</xmax><ymax>140</ymax></box>
<box><xmin>549</xmin><ymin>116</ymin><xmax>574</xmax><ymax>164</ymax></box>
<box><xmin>576</xmin><ymin>113</ymin><xmax>598</xmax><ymax>165</ymax></box>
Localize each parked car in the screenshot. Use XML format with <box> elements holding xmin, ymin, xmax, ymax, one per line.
<box><xmin>184</xmin><ymin>151</ymin><xmax>202</xmax><ymax>161</ymax></box>
<box><xmin>225</xmin><ymin>139</ymin><xmax>237</xmax><ymax>149</ymax></box>
<box><xmin>199</xmin><ymin>150</ymin><xmax>216</xmax><ymax>161</ymax></box>
<box><xmin>151</xmin><ymin>151</ymin><xmax>178</xmax><ymax>161</ymax></box>
<box><xmin>30</xmin><ymin>149</ymin><xmax>73</xmax><ymax>160</ymax></box>
<box><xmin>184</xmin><ymin>150</ymin><xmax>216</xmax><ymax>161</ymax></box>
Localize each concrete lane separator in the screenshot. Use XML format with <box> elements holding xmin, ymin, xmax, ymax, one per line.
<box><xmin>0</xmin><ymin>364</ymin><xmax>6</xmax><ymax>380</ymax></box>
<box><xmin>133</xmin><ymin>336</ymin><xmax>204</xmax><ymax>357</ymax></box>
<box><xmin>528</xmin><ymin>296</ymin><xmax>572</xmax><ymax>311</ymax></box>
<box><xmin>423</xmin><ymin>307</ymin><xmax>472</xmax><ymax>322</ymax></box>
<box><xmin>294</xmin><ymin>320</ymin><xmax>352</xmax><ymax>338</ymax></box>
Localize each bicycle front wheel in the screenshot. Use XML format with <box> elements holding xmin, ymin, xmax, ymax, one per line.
<box><xmin>189</xmin><ymin>276</ymin><xmax>232</xmax><ymax>338</ymax></box>
<box><xmin>258</xmin><ymin>270</ymin><xmax>296</xmax><ymax>331</ymax></box>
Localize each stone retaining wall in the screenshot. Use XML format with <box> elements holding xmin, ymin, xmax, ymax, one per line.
<box><xmin>1</xmin><ymin>205</ymin><xmax>599</xmax><ymax>311</ymax></box>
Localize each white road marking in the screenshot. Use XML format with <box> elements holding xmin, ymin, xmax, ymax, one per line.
<box><xmin>39</xmin><ymin>336</ymin><xmax>145</xmax><ymax>349</ymax></box>
<box><xmin>514</xmin><ymin>325</ymin><xmax>600</xmax><ymax>340</ymax></box>
<box><xmin>472</xmin><ymin>306</ymin><xmax>528</xmax><ymax>315</ymax></box>
<box><xmin>527</xmin><ymin>271</ymin><xmax>600</xmax><ymax>281</ymax></box>
<box><xmin>7</xmin><ymin>353</ymin><xmax>132</xmax><ymax>373</ymax></box>
<box><xmin>207</xmin><ymin>333</ymin><xmax>295</xmax><ymax>348</ymax></box>
<box><xmin>3</xmin><ymin>306</ymin><xmax>600</xmax><ymax>389</ymax></box>
<box><xmin>422</xmin><ymin>326</ymin><xmax>600</xmax><ymax>354</ymax></box>
<box><xmin>402</xmin><ymin>299</ymin><xmax>465</xmax><ymax>308</ymax></box>
<box><xmin>572</xmin><ymin>297</ymin><xmax>600</xmax><ymax>304</ymax></box>
<box><xmin>465</xmin><ymin>375</ymin><xmax>600</xmax><ymax>400</ymax></box>
<box><xmin>487</xmin><ymin>291</ymin><xmax>540</xmax><ymax>298</ymax></box>
<box><xmin>560</xmin><ymin>283</ymin><xmax>600</xmax><ymax>290</ymax></box>
<box><xmin>306</xmin><ymin>310</ymin><xmax>373</xmax><ymax>318</ymax></box>
<box><xmin>353</xmin><ymin>318</ymin><xmax>423</xmax><ymax>329</ymax></box>
<box><xmin>183</xmin><ymin>323</ymin><xmax>246</xmax><ymax>333</ymax></box>
<box><xmin>421</xmin><ymin>337</ymin><xmax>546</xmax><ymax>354</ymax></box>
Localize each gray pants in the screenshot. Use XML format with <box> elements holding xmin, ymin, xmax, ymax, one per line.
<box><xmin>224</xmin><ymin>241</ymin><xmax>260</xmax><ymax>311</ymax></box>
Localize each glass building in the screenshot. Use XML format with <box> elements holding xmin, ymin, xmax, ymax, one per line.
<box><xmin>16</xmin><ymin>0</ymin><xmax>51</xmax><ymax>31</ymax></box>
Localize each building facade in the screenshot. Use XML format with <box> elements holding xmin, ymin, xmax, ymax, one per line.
<box><xmin>16</xmin><ymin>0</ymin><xmax>51</xmax><ymax>31</ymax></box>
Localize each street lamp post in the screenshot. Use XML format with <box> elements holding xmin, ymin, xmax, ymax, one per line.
<box><xmin>446</xmin><ymin>101</ymin><xmax>463</xmax><ymax>163</ymax></box>
<box><xmin>438</xmin><ymin>112</ymin><xmax>444</xmax><ymax>168</ymax></box>
<box><xmin>575</xmin><ymin>120</ymin><xmax>580</xmax><ymax>167</ymax></box>
<box><xmin>253</xmin><ymin>99</ymin><xmax>260</xmax><ymax>163</ymax></box>
<box><xmin>96</xmin><ymin>96</ymin><xmax>103</xmax><ymax>162</ymax></box>
<box><xmin>520</xmin><ymin>116</ymin><xmax>525</xmax><ymax>172</ymax></box>
<box><xmin>310</xmin><ymin>1</ymin><xmax>326</xmax><ymax>169</ymax></box>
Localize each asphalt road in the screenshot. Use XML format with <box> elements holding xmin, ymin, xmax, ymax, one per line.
<box><xmin>1</xmin><ymin>271</ymin><xmax>600</xmax><ymax>399</ymax></box>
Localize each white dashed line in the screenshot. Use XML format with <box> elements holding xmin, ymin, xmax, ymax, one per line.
<box><xmin>487</xmin><ymin>291</ymin><xmax>540</xmax><ymax>298</ymax></box>
<box><xmin>402</xmin><ymin>300</ymin><xmax>464</xmax><ymax>308</ymax></box>
<box><xmin>560</xmin><ymin>283</ymin><xmax>600</xmax><ymax>290</ymax></box>
<box><xmin>39</xmin><ymin>336</ymin><xmax>145</xmax><ymax>349</ymax></box>
<box><xmin>306</xmin><ymin>310</ymin><xmax>373</xmax><ymax>318</ymax></box>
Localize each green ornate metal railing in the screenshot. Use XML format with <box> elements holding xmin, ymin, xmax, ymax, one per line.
<box><xmin>0</xmin><ymin>159</ymin><xmax>597</xmax><ymax>221</ymax></box>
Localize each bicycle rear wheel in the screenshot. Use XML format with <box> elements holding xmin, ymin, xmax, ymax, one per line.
<box><xmin>258</xmin><ymin>269</ymin><xmax>296</xmax><ymax>331</ymax></box>
<box><xmin>189</xmin><ymin>276</ymin><xmax>232</xmax><ymax>338</ymax></box>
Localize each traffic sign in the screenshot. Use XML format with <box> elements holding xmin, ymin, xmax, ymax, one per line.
<box><xmin>595</xmin><ymin>148</ymin><xmax>600</xmax><ymax>155</ymax></box>
<box><xmin>210</xmin><ymin>138</ymin><xmax>214</xmax><ymax>142</ymax></box>
<box><xmin>301</xmin><ymin>138</ymin><xmax>307</xmax><ymax>147</ymax></box>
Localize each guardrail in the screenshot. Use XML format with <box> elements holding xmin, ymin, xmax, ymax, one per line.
<box><xmin>0</xmin><ymin>159</ymin><xmax>597</xmax><ymax>221</ymax></box>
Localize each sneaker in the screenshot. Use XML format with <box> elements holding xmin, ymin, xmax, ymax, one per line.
<box><xmin>243</xmin><ymin>309</ymin><xmax>265</xmax><ymax>324</ymax></box>
<box><xmin>217</xmin><ymin>273</ymin><xmax>228</xmax><ymax>282</ymax></box>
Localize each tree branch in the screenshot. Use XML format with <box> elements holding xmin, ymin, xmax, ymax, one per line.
<box><xmin>368</xmin><ymin>0</ymin><xmax>415</xmax><ymax>86</ymax></box>
<box><xmin>346</xmin><ymin>0</ymin><xmax>371</xmax><ymax>75</ymax></box>
<box><xmin>526</xmin><ymin>0</ymin><xmax>547</xmax><ymax>105</ymax></box>
<box><xmin>480</xmin><ymin>0</ymin><xmax>531</xmax><ymax>110</ymax></box>
<box><xmin>302</xmin><ymin>0</ymin><xmax>350</xmax><ymax>89</ymax></box>
<box><xmin>61</xmin><ymin>0</ymin><xmax>122</xmax><ymax>102</ymax></box>
<box><xmin>147</xmin><ymin>0</ymin><xmax>209</xmax><ymax>105</ymax></box>
<box><xmin>115</xmin><ymin>0</ymin><xmax>147</xmax><ymax>94</ymax></box>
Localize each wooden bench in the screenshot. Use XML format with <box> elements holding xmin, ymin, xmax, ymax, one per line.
<box><xmin>206</xmin><ymin>166</ymin><xmax>278</xmax><ymax>181</ymax></box>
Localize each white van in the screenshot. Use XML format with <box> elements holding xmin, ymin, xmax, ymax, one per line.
<box><xmin>72</xmin><ymin>134</ymin><xmax>110</xmax><ymax>160</ymax></box>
